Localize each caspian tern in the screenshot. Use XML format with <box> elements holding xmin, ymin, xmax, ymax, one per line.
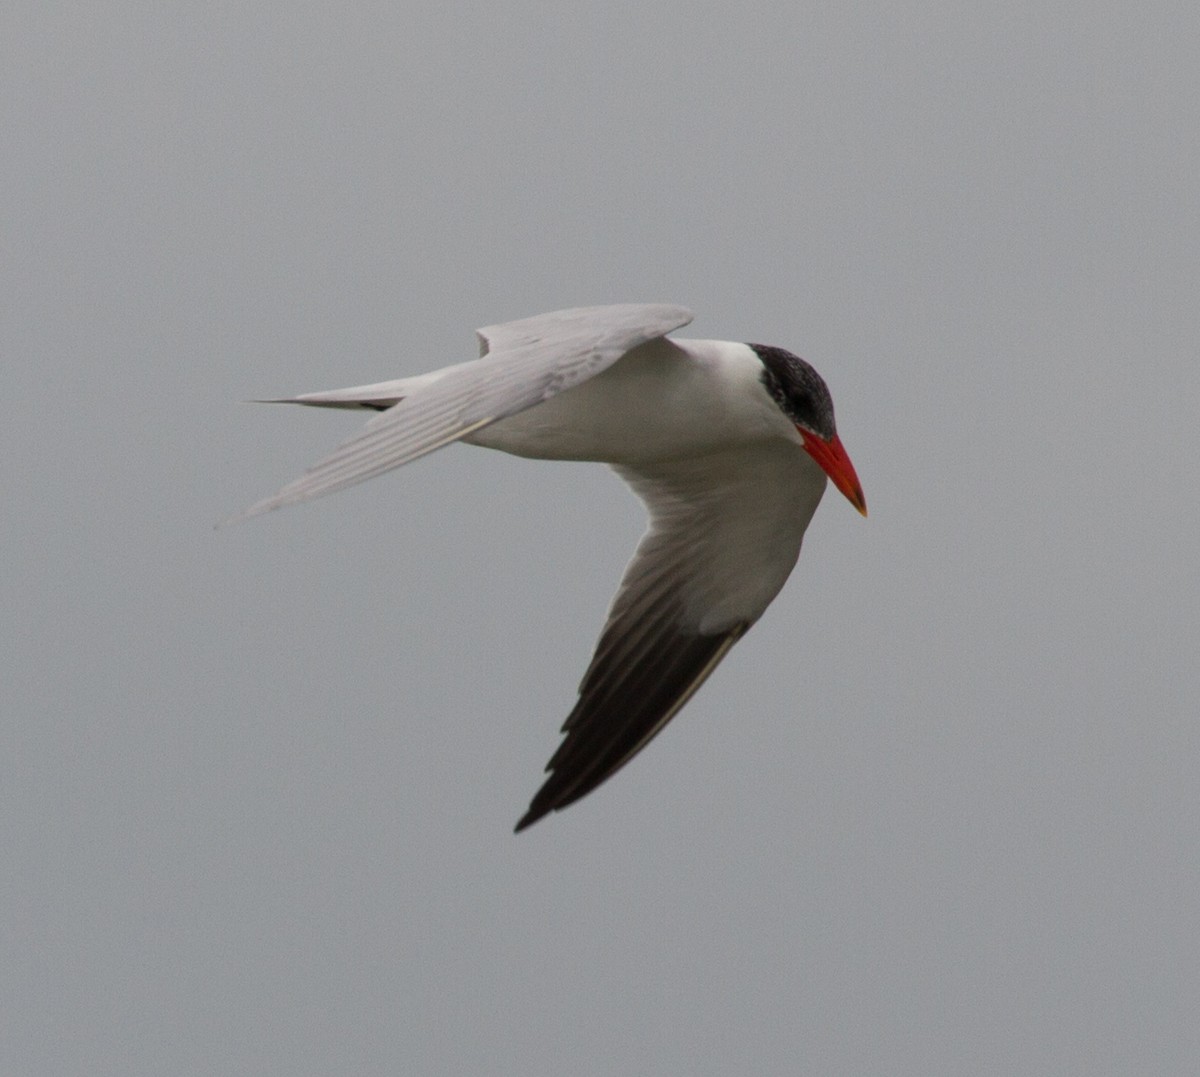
<box><xmin>234</xmin><ymin>304</ymin><xmax>866</xmax><ymax>831</ymax></box>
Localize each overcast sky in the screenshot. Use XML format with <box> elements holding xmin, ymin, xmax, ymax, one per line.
<box><xmin>5</xmin><ymin>3</ymin><xmax>1199</xmax><ymax>1074</ymax></box>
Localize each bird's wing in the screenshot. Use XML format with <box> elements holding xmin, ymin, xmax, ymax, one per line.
<box><xmin>514</xmin><ymin>440</ymin><xmax>823</xmax><ymax>831</ymax></box>
<box><xmin>231</xmin><ymin>303</ymin><xmax>693</xmax><ymax>522</ymax></box>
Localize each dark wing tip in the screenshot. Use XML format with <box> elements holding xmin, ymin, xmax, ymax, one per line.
<box><xmin>513</xmin><ymin>805</ymin><xmax>546</xmax><ymax>833</ymax></box>
<box><xmin>511</xmin><ymin>626</ymin><xmax>745</xmax><ymax>834</ymax></box>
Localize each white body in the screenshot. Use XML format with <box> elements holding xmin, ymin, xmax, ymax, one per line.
<box><xmin>471</xmin><ymin>337</ymin><xmax>828</xmax><ymax>633</ymax></box>
<box><xmin>469</xmin><ymin>337</ymin><xmax>799</xmax><ymax>463</ymax></box>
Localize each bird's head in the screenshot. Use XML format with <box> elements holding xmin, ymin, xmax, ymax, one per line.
<box><xmin>750</xmin><ymin>344</ymin><xmax>867</xmax><ymax>517</ymax></box>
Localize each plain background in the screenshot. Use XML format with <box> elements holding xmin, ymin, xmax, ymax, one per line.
<box><xmin>4</xmin><ymin>3</ymin><xmax>1199</xmax><ymax>1074</ymax></box>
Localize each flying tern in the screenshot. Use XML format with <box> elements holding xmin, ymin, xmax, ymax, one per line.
<box><xmin>233</xmin><ymin>303</ymin><xmax>866</xmax><ymax>831</ymax></box>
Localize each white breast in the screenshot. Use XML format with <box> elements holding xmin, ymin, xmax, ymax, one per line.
<box><xmin>465</xmin><ymin>338</ymin><xmax>801</xmax><ymax>465</ymax></box>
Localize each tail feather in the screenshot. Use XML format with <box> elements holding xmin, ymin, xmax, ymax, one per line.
<box><xmin>252</xmin><ymin>383</ymin><xmax>408</xmax><ymax>411</ymax></box>
<box><xmin>249</xmin><ymin>366</ymin><xmax>459</xmax><ymax>412</ymax></box>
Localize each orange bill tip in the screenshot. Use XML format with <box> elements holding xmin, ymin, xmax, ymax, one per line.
<box><xmin>799</xmin><ymin>429</ymin><xmax>867</xmax><ymax>517</ymax></box>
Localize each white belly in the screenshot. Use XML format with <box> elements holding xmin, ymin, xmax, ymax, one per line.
<box><xmin>464</xmin><ymin>337</ymin><xmax>798</xmax><ymax>465</ymax></box>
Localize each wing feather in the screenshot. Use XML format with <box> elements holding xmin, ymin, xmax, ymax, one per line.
<box><xmin>230</xmin><ymin>304</ymin><xmax>692</xmax><ymax>523</ymax></box>
<box><xmin>514</xmin><ymin>442</ymin><xmax>823</xmax><ymax>831</ymax></box>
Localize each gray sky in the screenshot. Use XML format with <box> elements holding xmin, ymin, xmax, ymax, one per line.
<box><xmin>5</xmin><ymin>3</ymin><xmax>1199</xmax><ymax>1074</ymax></box>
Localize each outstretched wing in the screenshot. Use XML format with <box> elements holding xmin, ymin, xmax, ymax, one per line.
<box><xmin>514</xmin><ymin>440</ymin><xmax>824</xmax><ymax>831</ymax></box>
<box><xmin>231</xmin><ymin>303</ymin><xmax>693</xmax><ymax>522</ymax></box>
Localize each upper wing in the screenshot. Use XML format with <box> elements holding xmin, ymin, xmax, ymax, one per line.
<box><xmin>514</xmin><ymin>440</ymin><xmax>825</xmax><ymax>831</ymax></box>
<box><xmin>231</xmin><ymin>303</ymin><xmax>693</xmax><ymax>522</ymax></box>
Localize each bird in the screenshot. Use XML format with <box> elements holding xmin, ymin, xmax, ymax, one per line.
<box><xmin>232</xmin><ymin>303</ymin><xmax>866</xmax><ymax>831</ymax></box>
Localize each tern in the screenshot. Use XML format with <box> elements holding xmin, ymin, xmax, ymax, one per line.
<box><xmin>234</xmin><ymin>304</ymin><xmax>866</xmax><ymax>831</ymax></box>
